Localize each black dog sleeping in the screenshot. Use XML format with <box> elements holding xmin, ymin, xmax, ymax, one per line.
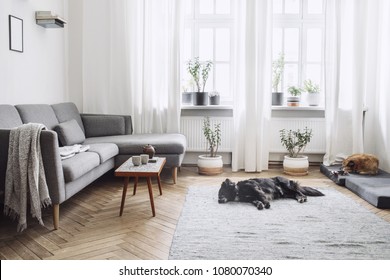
<box><xmin>218</xmin><ymin>176</ymin><xmax>324</xmax><ymax>210</ymax></box>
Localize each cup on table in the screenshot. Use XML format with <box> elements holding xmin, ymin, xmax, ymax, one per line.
<box><xmin>132</xmin><ymin>156</ymin><xmax>141</xmax><ymax>166</ymax></box>
<box><xmin>141</xmin><ymin>154</ymin><xmax>149</xmax><ymax>164</ymax></box>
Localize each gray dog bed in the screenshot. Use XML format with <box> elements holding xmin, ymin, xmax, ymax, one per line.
<box><xmin>320</xmin><ymin>164</ymin><xmax>390</xmax><ymax>209</ymax></box>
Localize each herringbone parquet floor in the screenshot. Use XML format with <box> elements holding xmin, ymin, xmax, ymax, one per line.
<box><xmin>1</xmin><ymin>166</ymin><xmax>389</xmax><ymax>260</ymax></box>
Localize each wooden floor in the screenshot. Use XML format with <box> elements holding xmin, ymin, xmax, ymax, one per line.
<box><xmin>1</xmin><ymin>166</ymin><xmax>389</xmax><ymax>260</ymax></box>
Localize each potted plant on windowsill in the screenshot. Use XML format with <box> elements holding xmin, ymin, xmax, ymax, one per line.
<box><xmin>181</xmin><ymin>79</ymin><xmax>194</xmax><ymax>105</ymax></box>
<box><xmin>187</xmin><ymin>57</ymin><xmax>213</xmax><ymax>106</ymax></box>
<box><xmin>209</xmin><ymin>91</ymin><xmax>220</xmax><ymax>105</ymax></box>
<box><xmin>279</xmin><ymin>127</ymin><xmax>313</xmax><ymax>176</ymax></box>
<box><xmin>198</xmin><ymin>116</ymin><xmax>223</xmax><ymax>175</ymax></box>
<box><xmin>303</xmin><ymin>79</ymin><xmax>320</xmax><ymax>106</ymax></box>
<box><xmin>287</xmin><ymin>86</ymin><xmax>302</xmax><ymax>107</ymax></box>
<box><xmin>272</xmin><ymin>53</ymin><xmax>285</xmax><ymax>106</ymax></box>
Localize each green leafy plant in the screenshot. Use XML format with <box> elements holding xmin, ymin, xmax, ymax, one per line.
<box><xmin>272</xmin><ymin>53</ymin><xmax>285</xmax><ymax>92</ymax></box>
<box><xmin>279</xmin><ymin>127</ymin><xmax>313</xmax><ymax>158</ymax></box>
<box><xmin>287</xmin><ymin>86</ymin><xmax>302</xmax><ymax>97</ymax></box>
<box><xmin>203</xmin><ymin>117</ymin><xmax>221</xmax><ymax>157</ymax></box>
<box><xmin>303</xmin><ymin>79</ymin><xmax>320</xmax><ymax>93</ymax></box>
<box><xmin>187</xmin><ymin>57</ymin><xmax>213</xmax><ymax>92</ymax></box>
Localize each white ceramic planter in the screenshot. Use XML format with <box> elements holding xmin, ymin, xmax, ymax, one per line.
<box><xmin>198</xmin><ymin>155</ymin><xmax>223</xmax><ymax>175</ymax></box>
<box><xmin>306</xmin><ymin>92</ymin><xmax>320</xmax><ymax>106</ymax></box>
<box><xmin>283</xmin><ymin>155</ymin><xmax>309</xmax><ymax>176</ymax></box>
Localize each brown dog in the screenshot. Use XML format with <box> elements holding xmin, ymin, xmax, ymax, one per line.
<box><xmin>342</xmin><ymin>154</ymin><xmax>379</xmax><ymax>175</ymax></box>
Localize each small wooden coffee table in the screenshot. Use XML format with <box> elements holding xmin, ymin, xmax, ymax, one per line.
<box><xmin>115</xmin><ymin>157</ymin><xmax>166</xmax><ymax>217</ymax></box>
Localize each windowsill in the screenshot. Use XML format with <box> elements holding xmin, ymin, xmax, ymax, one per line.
<box><xmin>272</xmin><ymin>105</ymin><xmax>325</xmax><ymax>111</ymax></box>
<box><xmin>181</xmin><ymin>105</ymin><xmax>233</xmax><ymax>110</ymax></box>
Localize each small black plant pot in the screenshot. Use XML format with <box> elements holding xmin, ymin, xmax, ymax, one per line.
<box><xmin>192</xmin><ymin>92</ymin><xmax>209</xmax><ymax>106</ymax></box>
<box><xmin>209</xmin><ymin>95</ymin><xmax>220</xmax><ymax>105</ymax></box>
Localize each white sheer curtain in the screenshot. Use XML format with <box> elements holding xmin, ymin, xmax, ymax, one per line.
<box><xmin>323</xmin><ymin>0</ymin><xmax>390</xmax><ymax>167</ymax></box>
<box><xmin>366</xmin><ymin>0</ymin><xmax>390</xmax><ymax>171</ymax></box>
<box><xmin>82</xmin><ymin>0</ymin><xmax>182</xmax><ymax>134</ymax></box>
<box><xmin>323</xmin><ymin>0</ymin><xmax>367</xmax><ymax>165</ymax></box>
<box><xmin>232</xmin><ymin>0</ymin><xmax>272</xmax><ymax>172</ymax></box>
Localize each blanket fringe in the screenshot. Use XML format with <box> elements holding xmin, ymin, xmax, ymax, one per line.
<box><xmin>41</xmin><ymin>198</ymin><xmax>52</xmax><ymax>208</ymax></box>
<box><xmin>3</xmin><ymin>206</ymin><xmax>20</xmax><ymax>221</ymax></box>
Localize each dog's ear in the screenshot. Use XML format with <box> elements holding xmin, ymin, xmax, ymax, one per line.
<box><xmin>225</xmin><ymin>178</ymin><xmax>236</xmax><ymax>186</ymax></box>
<box><xmin>222</xmin><ymin>178</ymin><xmax>235</xmax><ymax>187</ymax></box>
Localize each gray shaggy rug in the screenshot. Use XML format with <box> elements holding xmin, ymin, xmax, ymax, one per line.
<box><xmin>169</xmin><ymin>186</ymin><xmax>390</xmax><ymax>260</ymax></box>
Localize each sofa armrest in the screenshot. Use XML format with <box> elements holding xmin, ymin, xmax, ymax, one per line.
<box><xmin>40</xmin><ymin>130</ymin><xmax>66</xmax><ymax>204</ymax></box>
<box><xmin>81</xmin><ymin>113</ymin><xmax>133</xmax><ymax>137</ymax></box>
<box><xmin>0</xmin><ymin>129</ymin><xmax>65</xmax><ymax>205</ymax></box>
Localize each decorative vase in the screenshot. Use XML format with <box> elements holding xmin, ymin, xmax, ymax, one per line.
<box><xmin>192</xmin><ymin>92</ymin><xmax>209</xmax><ymax>106</ymax></box>
<box><xmin>283</xmin><ymin>155</ymin><xmax>309</xmax><ymax>176</ymax></box>
<box><xmin>197</xmin><ymin>155</ymin><xmax>223</xmax><ymax>175</ymax></box>
<box><xmin>182</xmin><ymin>92</ymin><xmax>193</xmax><ymax>105</ymax></box>
<box><xmin>143</xmin><ymin>144</ymin><xmax>155</xmax><ymax>159</ymax></box>
<box><xmin>272</xmin><ymin>92</ymin><xmax>284</xmax><ymax>106</ymax></box>
<box><xmin>209</xmin><ymin>95</ymin><xmax>220</xmax><ymax>105</ymax></box>
<box><xmin>287</xmin><ymin>96</ymin><xmax>300</xmax><ymax>107</ymax></box>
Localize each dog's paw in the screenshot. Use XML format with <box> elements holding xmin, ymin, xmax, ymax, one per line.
<box><xmin>252</xmin><ymin>200</ymin><xmax>264</xmax><ymax>210</ymax></box>
<box><xmin>297</xmin><ymin>196</ymin><xmax>307</xmax><ymax>203</ymax></box>
<box><xmin>264</xmin><ymin>202</ymin><xmax>271</xmax><ymax>209</ymax></box>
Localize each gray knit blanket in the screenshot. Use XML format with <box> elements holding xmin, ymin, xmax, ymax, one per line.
<box><xmin>4</xmin><ymin>123</ymin><xmax>52</xmax><ymax>232</ymax></box>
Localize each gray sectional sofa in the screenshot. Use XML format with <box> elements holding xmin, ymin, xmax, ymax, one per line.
<box><xmin>0</xmin><ymin>102</ymin><xmax>186</xmax><ymax>229</ymax></box>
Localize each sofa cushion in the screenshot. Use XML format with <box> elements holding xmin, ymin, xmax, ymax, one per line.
<box><xmin>62</xmin><ymin>152</ymin><xmax>100</xmax><ymax>182</ymax></box>
<box><xmin>82</xmin><ymin>115</ymin><xmax>126</xmax><ymax>137</ymax></box>
<box><xmin>0</xmin><ymin>105</ymin><xmax>23</xmax><ymax>128</ymax></box>
<box><xmin>15</xmin><ymin>104</ymin><xmax>59</xmax><ymax>130</ymax></box>
<box><xmin>83</xmin><ymin>133</ymin><xmax>186</xmax><ymax>154</ymax></box>
<box><xmin>54</xmin><ymin>119</ymin><xmax>86</xmax><ymax>146</ymax></box>
<box><xmin>88</xmin><ymin>143</ymin><xmax>119</xmax><ymax>163</ymax></box>
<box><xmin>52</xmin><ymin>102</ymin><xmax>85</xmax><ymax>133</ymax></box>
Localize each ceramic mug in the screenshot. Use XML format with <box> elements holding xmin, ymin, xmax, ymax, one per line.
<box><xmin>132</xmin><ymin>156</ymin><xmax>141</xmax><ymax>166</ymax></box>
<box><xmin>141</xmin><ymin>154</ymin><xmax>149</xmax><ymax>164</ymax></box>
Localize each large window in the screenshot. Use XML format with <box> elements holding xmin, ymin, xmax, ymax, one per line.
<box><xmin>273</xmin><ymin>0</ymin><xmax>325</xmax><ymax>106</ymax></box>
<box><xmin>182</xmin><ymin>0</ymin><xmax>234</xmax><ymax>103</ymax></box>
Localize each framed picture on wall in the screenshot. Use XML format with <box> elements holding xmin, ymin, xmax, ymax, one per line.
<box><xmin>9</xmin><ymin>15</ymin><xmax>23</xmax><ymax>53</ymax></box>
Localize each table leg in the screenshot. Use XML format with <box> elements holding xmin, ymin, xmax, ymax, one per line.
<box><xmin>157</xmin><ymin>175</ymin><xmax>163</xmax><ymax>195</ymax></box>
<box><xmin>133</xmin><ymin>176</ymin><xmax>139</xmax><ymax>195</ymax></box>
<box><xmin>146</xmin><ymin>177</ymin><xmax>156</xmax><ymax>217</ymax></box>
<box><xmin>119</xmin><ymin>177</ymin><xmax>130</xmax><ymax>216</ymax></box>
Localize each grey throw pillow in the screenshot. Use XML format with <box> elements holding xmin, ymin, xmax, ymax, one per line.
<box><xmin>54</xmin><ymin>119</ymin><xmax>86</xmax><ymax>146</ymax></box>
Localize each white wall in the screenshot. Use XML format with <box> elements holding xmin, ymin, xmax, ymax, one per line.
<box><xmin>0</xmin><ymin>0</ymin><xmax>67</xmax><ymax>105</ymax></box>
<box><xmin>67</xmin><ymin>0</ymin><xmax>83</xmax><ymax>110</ymax></box>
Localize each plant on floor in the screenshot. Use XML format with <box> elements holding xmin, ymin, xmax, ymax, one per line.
<box><xmin>279</xmin><ymin>127</ymin><xmax>313</xmax><ymax>158</ymax></box>
<box><xmin>202</xmin><ymin>116</ymin><xmax>221</xmax><ymax>157</ymax></box>
<box><xmin>187</xmin><ymin>57</ymin><xmax>213</xmax><ymax>92</ymax></box>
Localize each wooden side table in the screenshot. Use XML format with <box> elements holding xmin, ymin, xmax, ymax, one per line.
<box><xmin>115</xmin><ymin>157</ymin><xmax>166</xmax><ymax>217</ymax></box>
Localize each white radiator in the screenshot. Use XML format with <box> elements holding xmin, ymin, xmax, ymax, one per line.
<box><xmin>269</xmin><ymin>118</ymin><xmax>326</xmax><ymax>154</ymax></box>
<box><xmin>181</xmin><ymin>117</ymin><xmax>325</xmax><ymax>154</ymax></box>
<box><xmin>180</xmin><ymin>117</ymin><xmax>233</xmax><ymax>152</ymax></box>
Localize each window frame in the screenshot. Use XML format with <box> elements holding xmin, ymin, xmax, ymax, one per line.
<box><xmin>182</xmin><ymin>0</ymin><xmax>235</xmax><ymax>105</ymax></box>
<box><xmin>272</xmin><ymin>0</ymin><xmax>325</xmax><ymax>107</ymax></box>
